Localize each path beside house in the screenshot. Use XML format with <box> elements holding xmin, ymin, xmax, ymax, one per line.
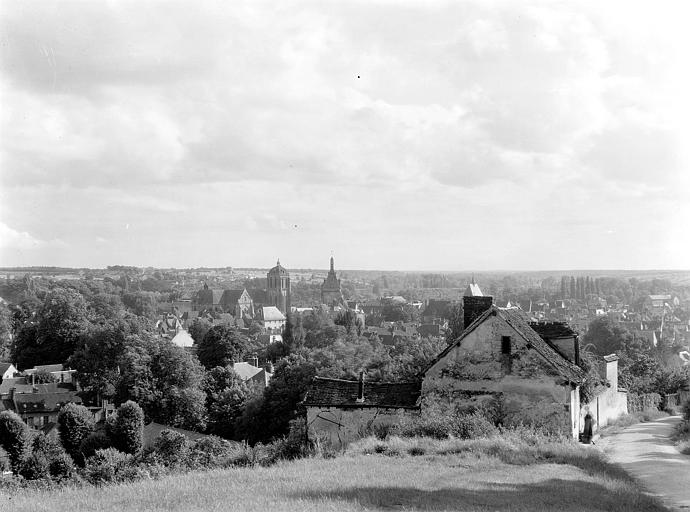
<box><xmin>600</xmin><ymin>416</ymin><xmax>690</xmax><ymax>511</ymax></box>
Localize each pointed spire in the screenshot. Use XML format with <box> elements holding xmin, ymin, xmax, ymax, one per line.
<box><xmin>276</xmin><ymin>258</ymin><xmax>280</xmax><ymax>266</ymax></box>
<box><xmin>330</xmin><ymin>256</ymin><xmax>334</xmax><ymax>272</ymax></box>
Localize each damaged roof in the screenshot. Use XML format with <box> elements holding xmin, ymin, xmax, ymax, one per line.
<box><xmin>303</xmin><ymin>377</ymin><xmax>421</xmax><ymax>409</ymax></box>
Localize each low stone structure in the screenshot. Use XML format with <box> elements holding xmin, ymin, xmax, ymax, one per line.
<box><xmin>303</xmin><ymin>374</ymin><xmax>421</xmax><ymax>448</ymax></box>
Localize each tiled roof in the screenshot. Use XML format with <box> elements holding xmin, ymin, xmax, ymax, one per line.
<box><xmin>33</xmin><ymin>364</ymin><xmax>64</xmax><ymax>373</ymax></box>
<box><xmin>220</xmin><ymin>289</ymin><xmax>246</xmax><ymax>306</ymax></box>
<box><xmin>14</xmin><ymin>391</ymin><xmax>82</xmax><ymax>413</ymax></box>
<box><xmin>529</xmin><ymin>322</ymin><xmax>578</xmax><ymax>339</ymax></box>
<box><xmin>247</xmin><ymin>289</ymin><xmax>268</xmax><ymax>304</ymax></box>
<box><xmin>303</xmin><ymin>377</ymin><xmax>421</xmax><ymax>409</ymax></box>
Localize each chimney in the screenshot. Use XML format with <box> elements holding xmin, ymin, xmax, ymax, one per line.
<box><xmin>356</xmin><ymin>371</ymin><xmax>365</xmax><ymax>403</ymax></box>
<box><xmin>463</xmin><ymin>296</ymin><xmax>494</xmax><ymax>328</ymax></box>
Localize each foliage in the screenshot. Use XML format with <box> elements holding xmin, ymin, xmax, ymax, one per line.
<box><xmin>579</xmin><ymin>349</ymin><xmax>608</xmax><ymax>403</ymax></box>
<box><xmin>12</xmin><ymin>288</ymin><xmax>90</xmax><ymax>369</ymax></box>
<box><xmin>197</xmin><ymin>325</ymin><xmax>248</xmax><ymax>370</ymax></box>
<box><xmin>32</xmin><ymin>370</ymin><xmax>58</xmax><ymax>384</ymax></box>
<box><xmin>204</xmin><ymin>367</ymin><xmax>252</xmax><ymax>439</ymax></box>
<box><xmin>583</xmin><ymin>316</ymin><xmax>633</xmax><ymax>356</ymax></box>
<box><xmin>240</xmin><ymin>354</ymin><xmax>316</xmax><ymax>444</ymax></box>
<box><xmin>188</xmin><ymin>317</ymin><xmax>212</xmax><ymax>345</ymax></box>
<box><xmin>83</xmin><ymin>448</ymin><xmax>140</xmax><ymax>485</ymax></box>
<box><xmin>0</xmin><ymin>410</ymin><xmax>32</xmax><ymax>471</ymax></box>
<box><xmin>107</xmin><ymin>401</ymin><xmax>145</xmax><ymax>456</ymax></box>
<box><xmin>116</xmin><ymin>337</ymin><xmax>208</xmax><ymax>430</ymax></box>
<box><xmin>79</xmin><ymin>431</ymin><xmax>113</xmax><ymax>460</ymax></box>
<box><xmin>19</xmin><ymin>433</ymin><xmax>74</xmax><ymax>481</ymax></box>
<box><xmin>151</xmin><ymin>429</ymin><xmax>190</xmax><ymax>467</ymax></box>
<box><xmin>57</xmin><ymin>403</ymin><xmax>96</xmax><ymax>463</ymax></box>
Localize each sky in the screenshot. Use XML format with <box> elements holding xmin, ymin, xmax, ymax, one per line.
<box><xmin>0</xmin><ymin>0</ymin><xmax>688</xmax><ymax>271</ymax></box>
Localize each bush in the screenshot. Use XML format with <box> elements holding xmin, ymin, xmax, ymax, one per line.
<box><xmin>396</xmin><ymin>411</ymin><xmax>497</xmax><ymax>440</ymax></box>
<box><xmin>152</xmin><ymin>429</ymin><xmax>190</xmax><ymax>467</ymax></box>
<box><xmin>0</xmin><ymin>410</ymin><xmax>32</xmax><ymax>471</ymax></box>
<box><xmin>682</xmin><ymin>399</ymin><xmax>690</xmax><ymax>421</ymax></box>
<box><xmin>79</xmin><ymin>431</ymin><xmax>112</xmax><ymax>460</ymax></box>
<box><xmin>57</xmin><ymin>403</ymin><xmax>95</xmax><ymax>463</ymax></box>
<box><xmin>107</xmin><ymin>401</ymin><xmax>144</xmax><ymax>456</ymax></box>
<box><xmin>29</xmin><ymin>432</ymin><xmax>74</xmax><ymax>480</ymax></box>
<box><xmin>188</xmin><ymin>436</ymin><xmax>234</xmax><ymax>468</ymax></box>
<box><xmin>19</xmin><ymin>453</ymin><xmax>50</xmax><ymax>480</ymax></box>
<box><xmin>48</xmin><ymin>452</ymin><xmax>75</xmax><ymax>479</ymax></box>
<box><xmin>84</xmin><ymin>448</ymin><xmax>141</xmax><ymax>485</ymax></box>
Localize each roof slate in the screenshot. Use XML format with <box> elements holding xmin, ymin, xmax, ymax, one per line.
<box><xmin>303</xmin><ymin>377</ymin><xmax>421</xmax><ymax>409</ymax></box>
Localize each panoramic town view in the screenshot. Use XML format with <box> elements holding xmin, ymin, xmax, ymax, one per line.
<box><xmin>1</xmin><ymin>1</ymin><xmax>689</xmax><ymax>511</ymax></box>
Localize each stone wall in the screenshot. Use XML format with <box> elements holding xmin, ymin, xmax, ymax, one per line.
<box><xmin>306</xmin><ymin>406</ymin><xmax>418</xmax><ymax>449</ymax></box>
<box><xmin>581</xmin><ymin>388</ymin><xmax>628</xmax><ymax>431</ymax></box>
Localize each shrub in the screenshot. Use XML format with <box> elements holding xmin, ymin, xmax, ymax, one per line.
<box><xmin>107</xmin><ymin>401</ymin><xmax>144</xmax><ymax>456</ymax></box>
<box><xmin>455</xmin><ymin>414</ymin><xmax>499</xmax><ymax>439</ymax></box>
<box><xmin>29</xmin><ymin>432</ymin><xmax>74</xmax><ymax>480</ymax></box>
<box><xmin>682</xmin><ymin>399</ymin><xmax>690</xmax><ymax>421</ymax></box>
<box><xmin>79</xmin><ymin>431</ymin><xmax>112</xmax><ymax>460</ymax></box>
<box><xmin>48</xmin><ymin>452</ymin><xmax>75</xmax><ymax>479</ymax></box>
<box><xmin>19</xmin><ymin>453</ymin><xmax>50</xmax><ymax>480</ymax></box>
<box><xmin>0</xmin><ymin>410</ymin><xmax>32</xmax><ymax>471</ymax></box>
<box><xmin>188</xmin><ymin>436</ymin><xmax>234</xmax><ymax>468</ymax></box>
<box><xmin>57</xmin><ymin>403</ymin><xmax>95</xmax><ymax>463</ymax></box>
<box><xmin>84</xmin><ymin>448</ymin><xmax>140</xmax><ymax>485</ymax></box>
<box><xmin>152</xmin><ymin>429</ymin><xmax>190</xmax><ymax>467</ymax></box>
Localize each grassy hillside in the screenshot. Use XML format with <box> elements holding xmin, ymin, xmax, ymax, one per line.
<box><xmin>4</xmin><ymin>448</ymin><xmax>668</xmax><ymax>512</ymax></box>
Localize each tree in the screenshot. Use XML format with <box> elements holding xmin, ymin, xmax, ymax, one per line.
<box><xmin>249</xmin><ymin>354</ymin><xmax>316</xmax><ymax>443</ymax></box>
<box><xmin>116</xmin><ymin>336</ymin><xmax>208</xmax><ymax>430</ymax></box>
<box><xmin>0</xmin><ymin>302</ymin><xmax>12</xmax><ymax>360</ymax></box>
<box><xmin>0</xmin><ymin>410</ymin><xmax>32</xmax><ymax>471</ymax></box>
<box><xmin>188</xmin><ymin>317</ymin><xmax>212</xmax><ymax>345</ymax></box>
<box><xmin>583</xmin><ymin>317</ymin><xmax>633</xmax><ymax>356</ymax></box>
<box><xmin>107</xmin><ymin>401</ymin><xmax>144</xmax><ymax>456</ymax></box>
<box><xmin>334</xmin><ymin>310</ymin><xmax>362</xmax><ymax>336</ymax></box>
<box><xmin>204</xmin><ymin>368</ymin><xmax>252</xmax><ymax>439</ymax></box>
<box><xmin>58</xmin><ymin>403</ymin><xmax>95</xmax><ymax>463</ymax></box>
<box><xmin>197</xmin><ymin>325</ymin><xmax>248</xmax><ymax>370</ymax></box>
<box><xmin>12</xmin><ymin>288</ymin><xmax>90</xmax><ymax>369</ymax></box>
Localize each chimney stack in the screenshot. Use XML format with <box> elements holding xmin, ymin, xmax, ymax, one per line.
<box><xmin>356</xmin><ymin>371</ymin><xmax>365</xmax><ymax>403</ymax></box>
<box><xmin>463</xmin><ymin>296</ymin><xmax>494</xmax><ymax>328</ymax></box>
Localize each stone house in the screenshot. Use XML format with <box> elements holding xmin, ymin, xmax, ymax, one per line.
<box><xmin>303</xmin><ymin>373</ymin><xmax>421</xmax><ymax>448</ymax></box>
<box><xmin>424</xmin><ymin>298</ymin><xmax>584</xmax><ymax>440</ymax></box>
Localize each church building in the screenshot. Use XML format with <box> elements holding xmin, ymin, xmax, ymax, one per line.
<box><xmin>267</xmin><ymin>259</ymin><xmax>291</xmax><ymax>314</ymax></box>
<box><xmin>321</xmin><ymin>256</ymin><xmax>344</xmax><ymax>306</ymax></box>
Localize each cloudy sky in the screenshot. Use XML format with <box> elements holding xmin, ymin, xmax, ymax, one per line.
<box><xmin>1</xmin><ymin>1</ymin><xmax>688</xmax><ymax>271</ymax></box>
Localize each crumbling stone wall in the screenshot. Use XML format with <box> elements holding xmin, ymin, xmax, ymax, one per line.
<box><xmin>305</xmin><ymin>406</ymin><xmax>418</xmax><ymax>449</ymax></box>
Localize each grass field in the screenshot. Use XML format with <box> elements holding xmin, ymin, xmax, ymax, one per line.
<box><xmin>2</xmin><ymin>439</ymin><xmax>669</xmax><ymax>512</ymax></box>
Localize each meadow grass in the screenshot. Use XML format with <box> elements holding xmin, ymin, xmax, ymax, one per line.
<box><xmin>2</xmin><ymin>434</ymin><xmax>669</xmax><ymax>512</ymax></box>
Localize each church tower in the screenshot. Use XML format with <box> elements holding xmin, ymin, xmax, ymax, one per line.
<box><xmin>266</xmin><ymin>259</ymin><xmax>291</xmax><ymax>314</ymax></box>
<box><xmin>321</xmin><ymin>256</ymin><xmax>344</xmax><ymax>306</ymax></box>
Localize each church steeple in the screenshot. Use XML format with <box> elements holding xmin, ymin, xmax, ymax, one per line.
<box><xmin>330</xmin><ymin>256</ymin><xmax>334</xmax><ymax>273</ymax></box>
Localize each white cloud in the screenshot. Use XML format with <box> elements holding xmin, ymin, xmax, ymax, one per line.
<box><xmin>0</xmin><ymin>0</ymin><xmax>687</xmax><ymax>269</ymax></box>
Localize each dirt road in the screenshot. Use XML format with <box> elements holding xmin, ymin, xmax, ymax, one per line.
<box><xmin>601</xmin><ymin>416</ymin><xmax>690</xmax><ymax>511</ymax></box>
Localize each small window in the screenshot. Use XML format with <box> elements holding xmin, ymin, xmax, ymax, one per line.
<box><xmin>501</xmin><ymin>336</ymin><xmax>512</xmax><ymax>374</ymax></box>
